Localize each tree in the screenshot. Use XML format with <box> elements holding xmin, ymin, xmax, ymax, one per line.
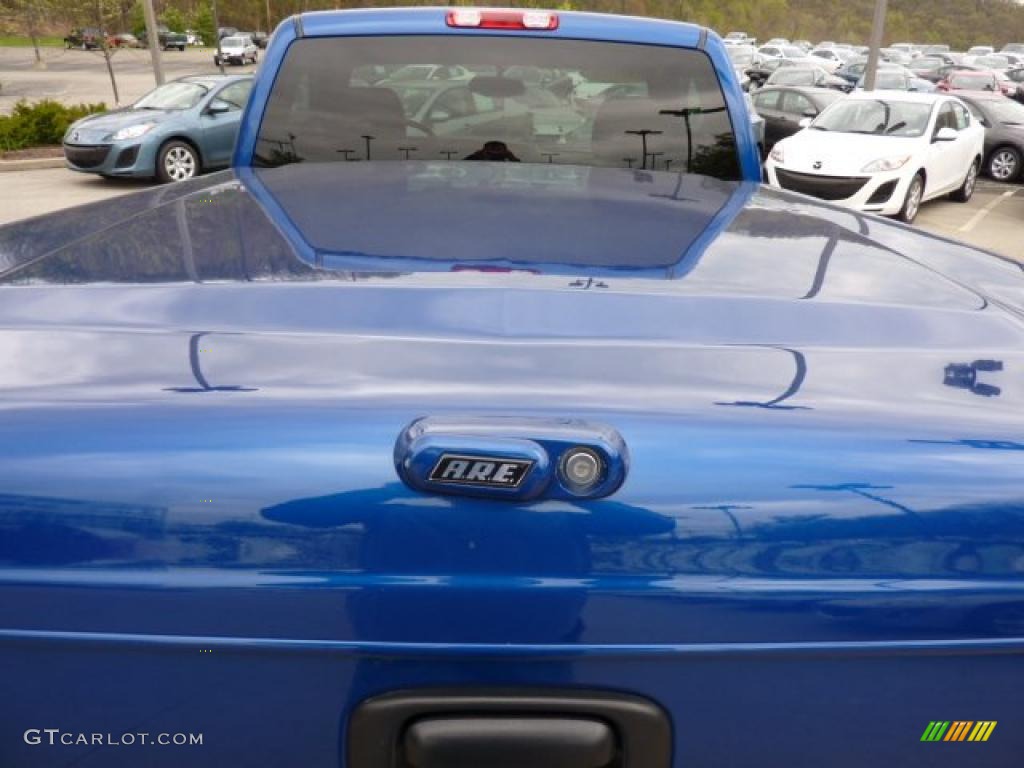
<box><xmin>191</xmin><ymin>0</ymin><xmax>216</xmax><ymax>46</ymax></box>
<box><xmin>66</xmin><ymin>0</ymin><xmax>126</xmax><ymax>105</ymax></box>
<box><xmin>161</xmin><ymin>5</ymin><xmax>186</xmax><ymax>32</ymax></box>
<box><xmin>8</xmin><ymin>0</ymin><xmax>52</xmax><ymax>69</ymax></box>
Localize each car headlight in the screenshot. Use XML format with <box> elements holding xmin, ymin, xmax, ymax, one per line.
<box><xmin>110</xmin><ymin>123</ymin><xmax>156</xmax><ymax>141</ymax></box>
<box><xmin>861</xmin><ymin>155</ymin><xmax>910</xmax><ymax>173</ymax></box>
<box><xmin>769</xmin><ymin>144</ymin><xmax>784</xmax><ymax>163</ymax></box>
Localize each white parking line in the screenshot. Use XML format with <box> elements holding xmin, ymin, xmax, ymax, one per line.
<box><xmin>958</xmin><ymin>189</ymin><xmax>1016</xmax><ymax>233</ymax></box>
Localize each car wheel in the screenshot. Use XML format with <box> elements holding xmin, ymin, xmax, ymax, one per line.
<box><xmin>157</xmin><ymin>140</ymin><xmax>199</xmax><ymax>183</ymax></box>
<box><xmin>987</xmin><ymin>147</ymin><xmax>1021</xmax><ymax>182</ymax></box>
<box><xmin>897</xmin><ymin>173</ymin><xmax>924</xmax><ymax>224</ymax></box>
<box><xmin>949</xmin><ymin>159</ymin><xmax>979</xmax><ymax>202</ymax></box>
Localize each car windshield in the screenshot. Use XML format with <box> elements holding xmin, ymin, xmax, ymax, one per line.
<box><xmin>727</xmin><ymin>48</ymin><xmax>755</xmax><ymax>68</ymax></box>
<box><xmin>133</xmin><ymin>81</ymin><xmax>208</xmax><ymax>110</ymax></box>
<box><xmin>874</xmin><ymin>71</ymin><xmax>907</xmax><ymax>89</ymax></box>
<box><xmin>812</xmin><ymin>99</ymin><xmax>932</xmax><ymax>137</ymax></box>
<box><xmin>255</xmin><ymin>36</ymin><xmax>741</xmax><ymax>179</ymax></box>
<box><xmin>950</xmin><ymin>73</ymin><xmax>995</xmax><ymax>89</ymax></box>
<box><xmin>988</xmin><ymin>98</ymin><xmax>1024</xmax><ymax>124</ymax></box>
<box><xmin>388</xmin><ymin>65</ymin><xmax>448</xmax><ymax>81</ymax></box>
<box><xmin>782</xmin><ymin>46</ymin><xmax>805</xmax><ymax>58</ymax></box>
<box><xmin>222</xmin><ymin>37</ymin><xmax>246</xmax><ymax>46</ymax></box>
<box><xmin>770</xmin><ymin>69</ymin><xmax>818</xmax><ymax>85</ymax></box>
<box><xmin>976</xmin><ymin>56</ymin><xmax>1009</xmax><ymax>69</ymax></box>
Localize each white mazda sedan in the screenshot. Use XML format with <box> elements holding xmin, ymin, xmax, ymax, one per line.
<box><xmin>764</xmin><ymin>92</ymin><xmax>984</xmax><ymax>223</ymax></box>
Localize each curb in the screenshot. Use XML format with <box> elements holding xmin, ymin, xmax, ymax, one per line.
<box><xmin>0</xmin><ymin>157</ymin><xmax>65</xmax><ymax>172</ymax></box>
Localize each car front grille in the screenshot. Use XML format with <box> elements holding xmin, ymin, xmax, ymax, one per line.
<box><xmin>64</xmin><ymin>143</ymin><xmax>111</xmax><ymax>169</ymax></box>
<box><xmin>775</xmin><ymin>168</ymin><xmax>869</xmax><ymax>201</ymax></box>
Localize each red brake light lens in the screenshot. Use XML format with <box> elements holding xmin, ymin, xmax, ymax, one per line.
<box><xmin>446</xmin><ymin>9</ymin><xmax>559</xmax><ymax>31</ymax></box>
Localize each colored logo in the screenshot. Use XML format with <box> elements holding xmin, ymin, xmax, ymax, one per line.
<box><xmin>921</xmin><ymin>721</ymin><xmax>996</xmax><ymax>742</ymax></box>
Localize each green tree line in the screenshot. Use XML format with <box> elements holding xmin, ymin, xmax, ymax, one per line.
<box><xmin>4</xmin><ymin>0</ymin><xmax>1024</xmax><ymax>49</ymax></box>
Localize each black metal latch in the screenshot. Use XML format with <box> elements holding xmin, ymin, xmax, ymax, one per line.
<box><xmin>348</xmin><ymin>689</ymin><xmax>671</xmax><ymax>768</ymax></box>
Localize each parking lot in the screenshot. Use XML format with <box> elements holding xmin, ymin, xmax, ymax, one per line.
<box><xmin>0</xmin><ymin>45</ymin><xmax>257</xmax><ymax>112</ymax></box>
<box><xmin>0</xmin><ymin>44</ymin><xmax>1021</xmax><ymax>262</ymax></box>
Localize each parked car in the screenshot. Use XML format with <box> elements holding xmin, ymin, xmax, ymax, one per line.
<box><xmin>766</xmin><ymin>92</ymin><xmax>984</xmax><ymax>222</ymax></box>
<box><xmin>250</xmin><ymin>30</ymin><xmax>270</xmax><ymax>48</ymax></box>
<box><xmin>63</xmin><ymin>27</ymin><xmax>104</xmax><ymax>49</ymax></box>
<box><xmin>217</xmin><ymin>26</ymin><xmax>239</xmax><ymax>39</ymax></box>
<box><xmin>159</xmin><ymin>28</ymin><xmax>188</xmax><ymax>51</ymax></box>
<box><xmin>908</xmin><ymin>56</ymin><xmax>949</xmax><ymax>82</ymax></box>
<box><xmin>750</xmin><ymin>85</ymin><xmax>845</xmax><ymax>151</ymax></box>
<box><xmin>385</xmin><ymin>79</ymin><xmax>587</xmax><ymax>141</ymax></box>
<box><xmin>6</xmin><ymin>10</ymin><xmax>1024</xmax><ymax>768</ymax></box>
<box><xmin>937</xmin><ymin>69</ymin><xmax>1002</xmax><ymax>94</ymax></box>
<box><xmin>214</xmin><ymin>35</ymin><xmax>258</xmax><ymax>66</ymax></box>
<box><xmin>765</xmin><ymin>65</ymin><xmax>851</xmax><ymax>92</ymax></box>
<box><xmin>383</xmin><ymin>64</ymin><xmax>473</xmax><ymax>82</ymax></box>
<box><xmin>758</xmin><ymin>44</ymin><xmax>809</xmax><ymax>63</ymax></box>
<box><xmin>1007</xmin><ymin>68</ymin><xmax>1024</xmax><ymax>102</ymax></box>
<box><xmin>185</xmin><ymin>29</ymin><xmax>204</xmax><ymax>46</ymax></box>
<box><xmin>764</xmin><ymin>37</ymin><xmax>790</xmax><ymax>46</ymax></box>
<box><xmin>807</xmin><ymin>48</ymin><xmax>844</xmax><ymax>73</ymax></box>
<box><xmin>923</xmin><ymin>43</ymin><xmax>951</xmax><ymax>55</ymax></box>
<box><xmin>107</xmin><ymin>32</ymin><xmax>141</xmax><ymax>49</ymax></box>
<box><xmin>723</xmin><ymin>31</ymin><xmax>754</xmax><ymax>45</ymax></box>
<box><xmin>1001</xmin><ymin>43</ymin><xmax>1024</xmax><ymax>55</ymax></box>
<box><xmin>856</xmin><ymin>68</ymin><xmax>935</xmax><ymax>92</ymax></box>
<box><xmin>62</xmin><ymin>74</ymin><xmax>253</xmax><ymax>183</ymax></box>
<box><xmin>967</xmin><ymin>45</ymin><xmax>995</xmax><ymax>57</ymax></box>
<box><xmin>956</xmin><ymin>91</ymin><xmax>1024</xmax><ymax>182</ymax></box>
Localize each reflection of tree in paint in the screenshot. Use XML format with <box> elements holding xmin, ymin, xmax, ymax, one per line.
<box><xmin>163</xmin><ymin>333</ymin><xmax>258</xmax><ymax>394</ymax></box>
<box><xmin>716</xmin><ymin>347</ymin><xmax>812</xmax><ymax>411</ymax></box>
<box><xmin>909</xmin><ymin>439</ymin><xmax>1024</xmax><ymax>451</ymax></box>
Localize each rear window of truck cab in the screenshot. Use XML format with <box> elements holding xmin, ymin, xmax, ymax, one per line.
<box><xmin>254</xmin><ymin>35</ymin><xmax>741</xmax><ymax>179</ymax></box>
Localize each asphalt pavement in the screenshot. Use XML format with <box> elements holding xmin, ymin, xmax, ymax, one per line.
<box><xmin>0</xmin><ymin>45</ymin><xmax>258</xmax><ymax>113</ymax></box>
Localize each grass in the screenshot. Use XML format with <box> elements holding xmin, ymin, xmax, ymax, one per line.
<box><xmin>0</xmin><ymin>36</ymin><xmax>65</xmax><ymax>48</ymax></box>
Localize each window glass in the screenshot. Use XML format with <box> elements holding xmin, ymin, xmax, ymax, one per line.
<box><xmin>255</xmin><ymin>36</ymin><xmax>741</xmax><ymax>178</ymax></box>
<box><xmin>952</xmin><ymin>102</ymin><xmax>970</xmax><ymax>130</ymax></box>
<box><xmin>812</xmin><ymin>99</ymin><xmax>933</xmax><ymax>137</ymax></box>
<box><xmin>215</xmin><ymin>80</ymin><xmax>252</xmax><ymax>110</ymax></box>
<box><xmin>752</xmin><ymin>90</ymin><xmax>780</xmax><ymax>111</ymax></box>
<box><xmin>781</xmin><ymin>91</ymin><xmax>814</xmax><ymax>116</ymax></box>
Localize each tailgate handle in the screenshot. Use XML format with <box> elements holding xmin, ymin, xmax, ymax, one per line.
<box><xmin>404</xmin><ymin>716</ymin><xmax>614</xmax><ymax>768</ymax></box>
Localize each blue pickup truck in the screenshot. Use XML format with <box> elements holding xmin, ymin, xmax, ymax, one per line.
<box><xmin>1</xmin><ymin>8</ymin><xmax>1022</xmax><ymax>768</ymax></box>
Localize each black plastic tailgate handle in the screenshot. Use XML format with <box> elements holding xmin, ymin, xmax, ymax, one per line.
<box><xmin>404</xmin><ymin>717</ymin><xmax>615</xmax><ymax>768</ymax></box>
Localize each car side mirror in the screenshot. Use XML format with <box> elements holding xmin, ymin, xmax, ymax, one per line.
<box><xmin>206</xmin><ymin>99</ymin><xmax>231</xmax><ymax>115</ymax></box>
<box><xmin>802</xmin><ymin>109</ymin><xmax>817</xmax><ymax>118</ymax></box>
<box><xmin>934</xmin><ymin>126</ymin><xmax>957</xmax><ymax>142</ymax></box>
<box><xmin>798</xmin><ymin>117</ymin><xmax>813</xmax><ymax>128</ymax></box>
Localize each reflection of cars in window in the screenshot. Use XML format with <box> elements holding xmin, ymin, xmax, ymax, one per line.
<box><xmin>254</xmin><ymin>35</ymin><xmax>744</xmax><ymax>177</ymax></box>
<box><xmin>62</xmin><ymin>74</ymin><xmax>254</xmax><ymax>183</ymax></box>
<box><xmin>384</xmin><ymin>64</ymin><xmax>473</xmax><ymax>82</ymax></box>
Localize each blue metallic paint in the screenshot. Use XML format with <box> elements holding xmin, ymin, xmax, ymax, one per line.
<box><xmin>1</xmin><ymin>9</ymin><xmax>1023</xmax><ymax>768</ymax></box>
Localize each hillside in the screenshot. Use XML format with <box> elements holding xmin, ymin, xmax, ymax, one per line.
<box><xmin>4</xmin><ymin>0</ymin><xmax>1024</xmax><ymax>51</ymax></box>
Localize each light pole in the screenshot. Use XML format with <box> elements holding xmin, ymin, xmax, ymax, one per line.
<box><xmin>625</xmin><ymin>129</ymin><xmax>662</xmax><ymax>170</ymax></box>
<box><xmin>140</xmin><ymin>0</ymin><xmax>165</xmax><ymax>85</ymax></box>
<box><xmin>212</xmin><ymin>0</ymin><xmax>225</xmax><ymax>74</ymax></box>
<box><xmin>864</xmin><ymin>0</ymin><xmax>888</xmax><ymax>91</ymax></box>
